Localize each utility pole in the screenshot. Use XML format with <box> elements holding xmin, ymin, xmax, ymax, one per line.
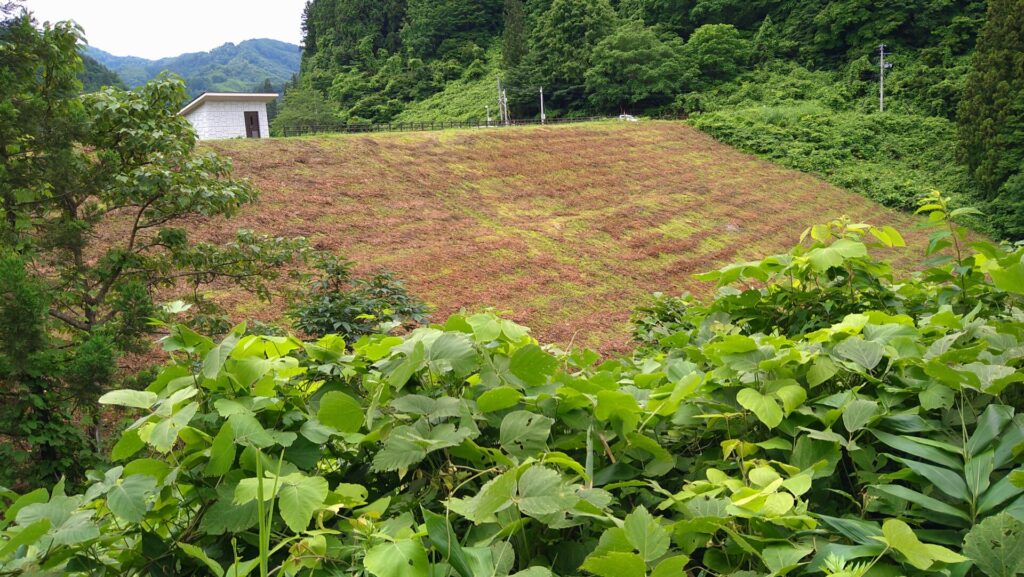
<box><xmin>502</xmin><ymin>89</ymin><xmax>510</xmax><ymax>125</ymax></box>
<box><xmin>539</xmin><ymin>87</ymin><xmax>545</xmax><ymax>125</ymax></box>
<box><xmin>496</xmin><ymin>76</ymin><xmax>505</xmax><ymax>125</ymax></box>
<box><xmin>879</xmin><ymin>44</ymin><xmax>889</xmax><ymax>112</ymax></box>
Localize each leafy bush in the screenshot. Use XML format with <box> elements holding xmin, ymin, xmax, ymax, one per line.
<box><xmin>270</xmin><ymin>85</ymin><xmax>340</xmax><ymax>135</ymax></box>
<box><xmin>2</xmin><ymin>194</ymin><xmax>1023</xmax><ymax>577</ymax></box>
<box><xmin>691</xmin><ymin>104</ymin><xmax>977</xmax><ymax>213</ymax></box>
<box><xmin>289</xmin><ymin>255</ymin><xmax>429</xmax><ymax>341</ymax></box>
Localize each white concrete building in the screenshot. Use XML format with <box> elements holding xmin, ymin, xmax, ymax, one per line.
<box><xmin>178</xmin><ymin>92</ymin><xmax>278</xmax><ymax>140</ymax></box>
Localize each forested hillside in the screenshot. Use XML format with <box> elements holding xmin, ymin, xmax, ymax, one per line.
<box><xmin>77</xmin><ymin>53</ymin><xmax>124</xmax><ymax>91</ymax></box>
<box><xmin>85</xmin><ymin>38</ymin><xmax>300</xmax><ymax>95</ymax></box>
<box><xmin>283</xmin><ymin>0</ymin><xmax>1024</xmax><ymax>239</ymax></box>
<box><xmin>294</xmin><ymin>0</ymin><xmax>982</xmax><ymax>122</ymax></box>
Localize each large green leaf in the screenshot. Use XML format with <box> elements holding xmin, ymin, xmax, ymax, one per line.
<box><xmin>364</xmin><ymin>539</ymin><xmax>430</xmax><ymax>577</ymax></box>
<box><xmin>423</xmin><ymin>509</ymin><xmax>474</xmax><ymax>577</ymax></box>
<box><xmin>510</xmin><ymin>569</ymin><xmax>555</xmax><ymax>577</ymax></box>
<box><xmin>990</xmin><ymin>262</ymin><xmax>1024</xmax><ymax>295</ymax></box>
<box><xmin>145</xmin><ymin>401</ymin><xmax>199</xmax><ymax>452</ymax></box>
<box><xmin>806</xmin><ymin>357</ymin><xmax>837</xmax><ymax>387</ymax></box>
<box><xmin>842</xmin><ymin>399</ymin><xmax>879</xmax><ymax>432</ymax></box>
<box><xmin>870</xmin><ymin>430</ymin><xmax>962</xmax><ymax>470</ymax></box>
<box><xmin>106</xmin><ymin>474</ymin><xmax>157</xmax><ymax>522</ymax></box>
<box><xmin>595</xmin><ymin>390</ymin><xmax>641</xmax><ymax>432</ymax></box>
<box><xmin>111</xmin><ymin>429</ymin><xmax>145</xmax><ymax>461</ymax></box>
<box><xmin>881</xmin><ymin>518</ymin><xmax>967</xmax><ymax>570</ymax></box>
<box><xmin>204</xmin><ymin>422</ymin><xmax>236</xmax><ymax>477</ymax></box>
<box><xmin>737</xmin><ymin>388</ymin><xmax>783</xmax><ymax>428</ymax></box>
<box><xmin>890</xmin><ymin>456</ymin><xmax>970</xmax><ymax>502</ymax></box>
<box><xmin>978</xmin><ymin>473</ymin><xmax>1024</xmax><ymax>515</ymax></box>
<box><xmin>834</xmin><ymin>337</ymin><xmax>885</xmax><ymax>371</ymax></box>
<box><xmin>428</xmin><ymin>333</ymin><xmax>478</xmax><ymax>378</ymax></box>
<box><xmin>224</xmin><ymin>558</ymin><xmax>259</xmax><ymax>577</ymax></box>
<box><xmin>49</xmin><ymin>511</ymin><xmax>101</xmax><ymax>546</ymax></box>
<box><xmin>581</xmin><ymin>551</ymin><xmax>646</xmax><ymax>577</ymax></box>
<box><xmin>508</xmin><ymin>344</ymin><xmax>558</xmax><ymax>386</ymax></box>
<box><xmin>966</xmin><ymin>450</ymin><xmax>996</xmax><ymax>500</ymax></box>
<box><xmin>500</xmin><ymin>411</ymin><xmax>554</xmax><ymax>458</ymax></box>
<box><xmin>466</xmin><ymin>313</ymin><xmax>501</xmax><ymax>342</ymax></box>
<box><xmin>515</xmin><ymin>466</ymin><xmax>578</xmax><ymax>518</ymax></box>
<box><xmin>372</xmin><ymin>434</ymin><xmax>427</xmax><ymax>473</ymax></box>
<box><xmin>200</xmin><ymin>484</ymin><xmax>258</xmax><ymax>535</ymax></box>
<box><xmin>317</xmin><ymin>391</ymin><xmax>363</xmax><ymax>433</ymax></box>
<box><xmin>967</xmin><ymin>405</ymin><xmax>1015</xmax><ymax>456</ymax></box>
<box><xmin>454</xmin><ymin>469</ymin><xmax>517</xmax><ymax>524</ymax></box>
<box><xmin>650</xmin><ymin>555</ymin><xmax>690</xmax><ymax>577</ymax></box>
<box><xmin>806</xmin><ymin>238</ymin><xmax>867</xmax><ymax>271</ymax></box>
<box><xmin>775</xmin><ymin>385</ymin><xmax>807</xmax><ymax>414</ymax></box>
<box><xmin>98</xmin><ymin>389</ymin><xmax>158</xmax><ymax>409</ymax></box>
<box><xmin>0</xmin><ymin>519</ymin><xmax>50</xmax><ymax>559</ymax></box>
<box><xmin>276</xmin><ymin>474</ymin><xmax>329</xmax><ymax>533</ymax></box>
<box><xmin>761</xmin><ymin>544</ymin><xmax>812</xmax><ymax>575</ymax></box>
<box><xmin>622</xmin><ymin>506</ymin><xmax>670</xmax><ymax>562</ymax></box>
<box><xmin>963</xmin><ymin>512</ymin><xmax>1024</xmax><ymax>577</ymax></box>
<box><xmin>203</xmin><ymin>328</ymin><xmax>242</xmax><ymax>379</ymax></box>
<box><xmin>873</xmin><ymin>484</ymin><xmax>971</xmax><ymax>523</ymax></box>
<box><xmin>179</xmin><ymin>542</ymin><xmax>225</xmax><ymax>577</ymax></box>
<box><xmin>226</xmin><ymin>413</ymin><xmax>276</xmax><ymax>449</ymax></box>
<box><xmin>817</xmin><ymin>515</ymin><xmax>882</xmax><ymax>545</ymax></box>
<box><xmin>477</xmin><ymin>386</ymin><xmax>523</xmax><ymax>413</ymax></box>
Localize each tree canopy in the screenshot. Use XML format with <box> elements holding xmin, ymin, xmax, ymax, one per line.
<box><xmin>585</xmin><ymin>20</ymin><xmax>691</xmax><ymax>112</ymax></box>
<box><xmin>0</xmin><ymin>10</ymin><xmax>305</xmax><ymax>488</ymax></box>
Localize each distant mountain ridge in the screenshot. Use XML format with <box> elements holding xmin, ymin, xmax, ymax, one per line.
<box><xmin>85</xmin><ymin>39</ymin><xmax>300</xmax><ymax>96</ymax></box>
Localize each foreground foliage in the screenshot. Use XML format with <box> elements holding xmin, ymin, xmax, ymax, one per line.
<box><xmin>2</xmin><ymin>195</ymin><xmax>1023</xmax><ymax>577</ymax></box>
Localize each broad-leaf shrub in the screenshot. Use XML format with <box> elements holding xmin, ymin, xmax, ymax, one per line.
<box><xmin>2</xmin><ymin>195</ymin><xmax>1023</xmax><ymax>576</ymax></box>
<box><xmin>289</xmin><ymin>254</ymin><xmax>429</xmax><ymax>341</ymax></box>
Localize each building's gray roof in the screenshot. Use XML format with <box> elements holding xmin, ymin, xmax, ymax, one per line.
<box><xmin>178</xmin><ymin>92</ymin><xmax>278</xmax><ymax>116</ymax></box>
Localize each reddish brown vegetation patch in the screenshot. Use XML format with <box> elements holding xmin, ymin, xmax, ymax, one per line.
<box><xmin>195</xmin><ymin>122</ymin><xmax>929</xmax><ymax>353</ymax></box>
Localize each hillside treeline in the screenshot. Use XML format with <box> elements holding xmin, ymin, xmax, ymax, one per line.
<box><xmin>290</xmin><ymin>0</ymin><xmax>984</xmax><ymax>122</ymax></box>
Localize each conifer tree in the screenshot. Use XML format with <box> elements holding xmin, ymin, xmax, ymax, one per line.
<box><xmin>502</xmin><ymin>0</ymin><xmax>527</xmax><ymax>68</ymax></box>
<box><xmin>751</xmin><ymin>15</ymin><xmax>780</xmax><ymax>63</ymax></box>
<box><xmin>957</xmin><ymin>0</ymin><xmax>1024</xmax><ymax>198</ymax></box>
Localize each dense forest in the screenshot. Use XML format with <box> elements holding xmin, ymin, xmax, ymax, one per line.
<box><xmin>290</xmin><ymin>0</ymin><xmax>983</xmax><ymax>122</ymax></box>
<box><xmin>281</xmin><ymin>0</ymin><xmax>1024</xmax><ymax>240</ymax></box>
<box><xmin>85</xmin><ymin>39</ymin><xmax>300</xmax><ymax>96</ymax></box>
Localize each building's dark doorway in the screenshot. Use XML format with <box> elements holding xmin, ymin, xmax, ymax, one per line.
<box><xmin>244</xmin><ymin>111</ymin><xmax>260</xmax><ymax>138</ymax></box>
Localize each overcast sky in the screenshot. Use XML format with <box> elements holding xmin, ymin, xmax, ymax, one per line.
<box><xmin>25</xmin><ymin>0</ymin><xmax>307</xmax><ymax>59</ymax></box>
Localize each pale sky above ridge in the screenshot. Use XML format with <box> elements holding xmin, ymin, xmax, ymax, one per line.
<box><xmin>24</xmin><ymin>0</ymin><xmax>307</xmax><ymax>59</ymax></box>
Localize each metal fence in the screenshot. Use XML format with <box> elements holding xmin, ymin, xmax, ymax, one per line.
<box><xmin>278</xmin><ymin>114</ymin><xmax>687</xmax><ymax>137</ymax></box>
